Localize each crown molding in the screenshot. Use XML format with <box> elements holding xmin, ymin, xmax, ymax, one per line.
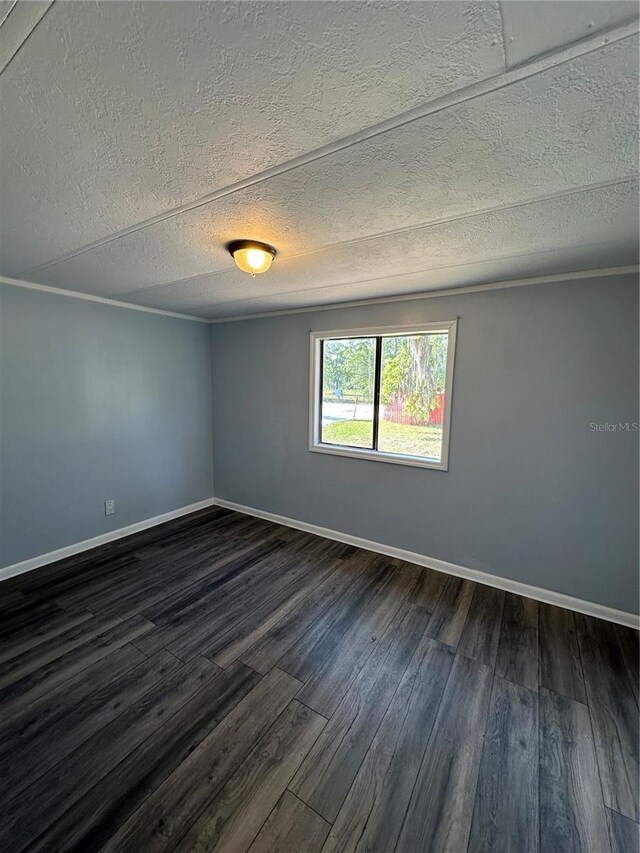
<box><xmin>0</xmin><ymin>275</ymin><xmax>210</xmax><ymax>323</ymax></box>
<box><xmin>3</xmin><ymin>266</ymin><xmax>637</xmax><ymax>325</ymax></box>
<box><xmin>207</xmin><ymin>265</ymin><xmax>639</xmax><ymax>323</ymax></box>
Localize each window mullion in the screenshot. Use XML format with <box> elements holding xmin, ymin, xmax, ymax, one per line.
<box><xmin>371</xmin><ymin>336</ymin><xmax>383</xmax><ymax>451</ymax></box>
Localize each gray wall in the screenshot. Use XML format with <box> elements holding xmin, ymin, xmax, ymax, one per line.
<box><xmin>211</xmin><ymin>274</ymin><xmax>639</xmax><ymax>613</ymax></box>
<box><xmin>0</xmin><ymin>284</ymin><xmax>214</xmax><ymax>567</ymax></box>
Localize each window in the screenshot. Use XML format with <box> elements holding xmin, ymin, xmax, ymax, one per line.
<box><xmin>309</xmin><ymin>321</ymin><xmax>457</xmax><ymax>470</ymax></box>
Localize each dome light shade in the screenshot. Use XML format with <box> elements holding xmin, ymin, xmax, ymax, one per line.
<box><xmin>228</xmin><ymin>240</ymin><xmax>277</xmax><ymax>276</ymax></box>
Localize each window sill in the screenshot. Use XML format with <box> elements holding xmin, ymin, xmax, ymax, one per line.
<box><xmin>309</xmin><ymin>442</ymin><xmax>448</xmax><ymax>471</ymax></box>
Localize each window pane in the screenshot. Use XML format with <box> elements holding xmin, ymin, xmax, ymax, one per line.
<box><xmin>320</xmin><ymin>337</ymin><xmax>376</xmax><ymax>449</ymax></box>
<box><xmin>378</xmin><ymin>333</ymin><xmax>449</xmax><ymax>460</ymax></box>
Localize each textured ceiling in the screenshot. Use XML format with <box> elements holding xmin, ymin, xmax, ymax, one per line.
<box><xmin>0</xmin><ymin>0</ymin><xmax>638</xmax><ymax>319</ymax></box>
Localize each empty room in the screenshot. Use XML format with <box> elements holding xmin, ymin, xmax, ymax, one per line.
<box><xmin>0</xmin><ymin>1</ymin><xmax>638</xmax><ymax>851</ymax></box>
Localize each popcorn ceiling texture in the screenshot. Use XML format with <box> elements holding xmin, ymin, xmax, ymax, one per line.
<box><xmin>0</xmin><ymin>0</ymin><xmax>637</xmax><ymax>318</ymax></box>
<box><xmin>0</xmin><ymin>1</ymin><xmax>505</xmax><ymax>271</ymax></box>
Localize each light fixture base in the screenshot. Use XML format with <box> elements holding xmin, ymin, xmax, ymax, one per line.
<box><xmin>227</xmin><ymin>240</ymin><xmax>277</xmax><ymax>258</ymax></box>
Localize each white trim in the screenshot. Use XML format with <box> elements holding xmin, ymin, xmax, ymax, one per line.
<box><xmin>0</xmin><ymin>275</ymin><xmax>210</xmax><ymax>323</ymax></box>
<box><xmin>309</xmin><ymin>321</ymin><xmax>457</xmax><ymax>471</ymax></box>
<box><xmin>2</xmin><ymin>492</ymin><xmax>636</xmax><ymax>628</ymax></box>
<box><xmin>308</xmin><ymin>444</ymin><xmax>448</xmax><ymax>471</ymax></box>
<box><xmin>208</xmin><ymin>265</ymin><xmax>639</xmax><ymax>323</ymax></box>
<box><xmin>213</xmin><ymin>498</ymin><xmax>639</xmax><ymax>629</ymax></box>
<box><xmin>0</xmin><ymin>498</ymin><xmax>216</xmax><ymax>582</ymax></box>
<box><xmin>3</xmin><ymin>265</ymin><xmax>638</xmax><ymax>328</ymax></box>
<box><xmin>3</xmin><ymin>266</ymin><xmax>637</xmax><ymax>327</ymax></box>
<box><xmin>310</xmin><ymin>322</ymin><xmax>457</xmax><ymax>339</ymax></box>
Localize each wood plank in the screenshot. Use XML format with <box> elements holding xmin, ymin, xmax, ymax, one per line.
<box><xmin>276</xmin><ymin>553</ymin><xmax>390</xmax><ymax>682</ymax></box>
<box><xmin>424</xmin><ymin>575</ymin><xmax>475</xmax><ymax>647</ymax></box>
<box><xmin>0</xmin><ymin>649</ymin><xmax>183</xmax><ymax>802</ymax></box>
<box><xmin>539</xmin><ymin>687</ymin><xmax>611</xmax><ymax>852</ymax></box>
<box><xmin>105</xmin><ymin>537</ymin><xmax>286</xmax><ymax>620</ymax></box>
<box><xmin>606</xmin><ymin>807</ymin><xmax>640</xmax><ymax>853</ymax></box>
<box><xmin>60</xmin><ymin>533</ymin><xmax>275</xmax><ymax>618</ymax></box>
<box><xmin>0</xmin><ymin>607</ymin><xmax>94</xmax><ymax>665</ymax></box>
<box><xmin>539</xmin><ymin>602</ymin><xmax>586</xmax><ymax>703</ymax></box>
<box><xmin>0</xmin><ymin>643</ymin><xmax>145</xmax><ymax>753</ymax></box>
<box><xmin>53</xmin><ymin>554</ymin><xmax>165</xmax><ymax>611</ymax></box>
<box><xmin>144</xmin><ymin>540</ymin><xmax>284</xmax><ymax>625</ymax></box>
<box><xmin>0</xmin><ymin>614</ymin><xmax>154</xmax><ymax>719</ymax></box>
<box><xmin>296</xmin><ymin>564</ymin><xmax>419</xmax><ymax>718</ymax></box>
<box><xmin>468</xmin><ymin>676</ymin><xmax>538</xmax><ymax>853</ymax></box>
<box><xmin>458</xmin><ymin>583</ymin><xmax>505</xmax><ymax>667</ymax></box>
<box><xmin>20</xmin><ymin>555</ymin><xmax>143</xmax><ymax>604</ymax></box>
<box><xmin>53</xmin><ymin>536</ymin><xmax>235</xmax><ymax>613</ymax></box>
<box><xmin>127</xmin><ymin>509</ymin><xmax>232</xmax><ymax>560</ymax></box>
<box><xmin>0</xmin><ymin>508</ymin><xmax>627</xmax><ymax>851</ymax></box>
<box><xmin>0</xmin><ymin>552</ymin><xmax>129</xmax><ymax>595</ymax></box>
<box><xmin>240</xmin><ymin>555</ymin><xmax>371</xmax><ymax>675</ymax></box>
<box><xmin>577</xmin><ymin>614</ymin><xmax>639</xmax><ymax>820</ymax></box>
<box><xmin>25</xmin><ymin>662</ymin><xmax>261</xmax><ymax>853</ymax></box>
<box><xmin>0</xmin><ymin>600</ymin><xmax>66</xmax><ymax>638</ymax></box>
<box><xmin>74</xmin><ymin>507</ymin><xmax>225</xmax><ymax>567</ymax></box>
<box><xmin>210</xmin><ymin>553</ymin><xmax>342</xmax><ymax>668</ymax></box>
<box><xmin>137</xmin><ymin>549</ymin><xmax>310</xmax><ymax>660</ymax></box>
<box><xmin>102</xmin><ymin>667</ymin><xmax>302</xmax><ymax>853</ymax></box>
<box><xmin>247</xmin><ymin>790</ymin><xmax>330</xmax><ymax>853</ymax></box>
<box><xmin>395</xmin><ymin>654</ymin><xmax>494</xmax><ymax>853</ymax></box>
<box><xmin>175</xmin><ymin>699</ymin><xmax>326</xmax><ymax>853</ymax></box>
<box><xmin>496</xmin><ymin>593</ymin><xmax>538</xmax><ymax>691</ymax></box>
<box><xmin>613</xmin><ymin>623</ymin><xmax>640</xmax><ymax>706</ymax></box>
<box><xmin>0</xmin><ymin>611</ymin><xmax>124</xmax><ymax>689</ymax></box>
<box><xmin>1</xmin><ymin>655</ymin><xmax>221</xmax><ymax>852</ymax></box>
<box><xmin>0</xmin><ymin>589</ymin><xmax>25</xmax><ymax>611</ymax></box>
<box><xmin>408</xmin><ymin>564</ymin><xmax>446</xmax><ymax>613</ymax></box>
<box><xmin>207</xmin><ymin>552</ymin><xmax>338</xmax><ymax>667</ymax></box>
<box><xmin>323</xmin><ymin>636</ymin><xmax>454</xmax><ymax>853</ymax></box>
<box><xmin>195</xmin><ymin>512</ymin><xmax>273</xmax><ymax>543</ymax></box>
<box><xmin>0</xmin><ymin>507</ymin><xmax>224</xmax><ymax>598</ymax></box>
<box><xmin>168</xmin><ymin>553</ymin><xmax>316</xmax><ymax>662</ymax></box>
<box><xmin>290</xmin><ymin>600</ymin><xmax>428</xmax><ymax>821</ymax></box>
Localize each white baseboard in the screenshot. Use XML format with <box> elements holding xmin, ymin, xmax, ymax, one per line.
<box><xmin>214</xmin><ymin>497</ymin><xmax>639</xmax><ymax>630</ymax></box>
<box><xmin>0</xmin><ymin>498</ymin><xmax>216</xmax><ymax>583</ymax></box>
<box><xmin>2</xmin><ymin>494</ymin><xmax>636</xmax><ymax>630</ymax></box>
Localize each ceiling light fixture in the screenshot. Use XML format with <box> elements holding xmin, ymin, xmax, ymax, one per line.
<box><xmin>227</xmin><ymin>240</ymin><xmax>277</xmax><ymax>276</ymax></box>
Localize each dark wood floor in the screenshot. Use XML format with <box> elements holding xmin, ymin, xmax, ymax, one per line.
<box><xmin>1</xmin><ymin>507</ymin><xmax>638</xmax><ymax>853</ymax></box>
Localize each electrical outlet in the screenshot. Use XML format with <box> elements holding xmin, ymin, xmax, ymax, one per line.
<box><xmin>104</xmin><ymin>499</ymin><xmax>116</xmax><ymax>516</ymax></box>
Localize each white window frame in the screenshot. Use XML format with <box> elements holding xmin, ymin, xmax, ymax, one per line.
<box><xmin>309</xmin><ymin>320</ymin><xmax>457</xmax><ymax>471</ymax></box>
